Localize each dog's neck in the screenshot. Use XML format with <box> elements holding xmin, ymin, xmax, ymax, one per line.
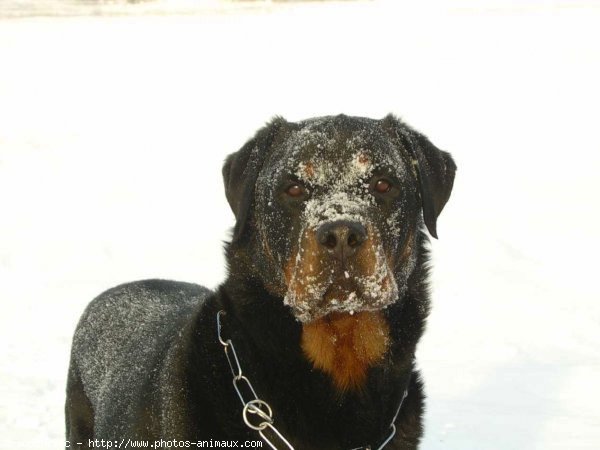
<box><xmin>301</xmin><ymin>310</ymin><xmax>390</xmax><ymax>392</ymax></box>
<box><xmin>219</xmin><ymin>232</ymin><xmax>430</xmax><ymax>392</ymax></box>
<box><xmin>210</xmin><ymin>259</ymin><xmax>427</xmax><ymax>446</ymax></box>
<box><xmin>219</xmin><ymin>278</ymin><xmax>411</xmax><ymax>397</ymax></box>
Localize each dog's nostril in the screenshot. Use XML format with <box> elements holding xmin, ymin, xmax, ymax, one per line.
<box><xmin>347</xmin><ymin>232</ymin><xmax>360</xmax><ymax>248</ymax></box>
<box><xmin>346</xmin><ymin>223</ymin><xmax>366</xmax><ymax>250</ymax></box>
<box><xmin>323</xmin><ymin>233</ymin><xmax>337</xmax><ymax>249</ymax></box>
<box><xmin>317</xmin><ymin>227</ymin><xmax>338</xmax><ymax>249</ymax></box>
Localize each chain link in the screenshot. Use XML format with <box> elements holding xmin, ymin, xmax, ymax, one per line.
<box><xmin>217</xmin><ymin>310</ymin><xmax>294</xmax><ymax>450</ymax></box>
<box><xmin>216</xmin><ymin>310</ymin><xmax>407</xmax><ymax>450</ymax></box>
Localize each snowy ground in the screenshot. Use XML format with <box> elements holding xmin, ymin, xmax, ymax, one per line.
<box><xmin>1</xmin><ymin>1</ymin><xmax>599</xmax><ymax>449</ymax></box>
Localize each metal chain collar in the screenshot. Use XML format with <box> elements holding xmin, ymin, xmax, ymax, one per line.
<box><xmin>216</xmin><ymin>310</ymin><xmax>408</xmax><ymax>450</ymax></box>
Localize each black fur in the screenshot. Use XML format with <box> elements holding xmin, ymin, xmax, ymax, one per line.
<box><xmin>66</xmin><ymin>114</ymin><xmax>455</xmax><ymax>449</ymax></box>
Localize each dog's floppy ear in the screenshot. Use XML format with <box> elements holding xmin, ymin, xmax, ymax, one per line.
<box><xmin>382</xmin><ymin>114</ymin><xmax>456</xmax><ymax>239</ymax></box>
<box><xmin>222</xmin><ymin>117</ymin><xmax>287</xmax><ymax>242</ymax></box>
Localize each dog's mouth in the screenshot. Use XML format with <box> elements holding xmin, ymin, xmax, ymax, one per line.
<box><xmin>322</xmin><ymin>275</ymin><xmax>358</xmax><ymax>302</ymax></box>
<box><xmin>284</xmin><ymin>265</ymin><xmax>398</xmax><ymax>323</ymax></box>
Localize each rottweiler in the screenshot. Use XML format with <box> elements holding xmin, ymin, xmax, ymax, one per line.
<box><xmin>65</xmin><ymin>114</ymin><xmax>456</xmax><ymax>450</ymax></box>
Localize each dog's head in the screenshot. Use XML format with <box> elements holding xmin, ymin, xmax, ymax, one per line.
<box><xmin>223</xmin><ymin>114</ymin><xmax>455</xmax><ymax>323</ymax></box>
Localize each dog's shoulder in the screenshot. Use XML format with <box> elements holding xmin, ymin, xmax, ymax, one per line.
<box><xmin>75</xmin><ymin>279</ymin><xmax>210</xmax><ymax>338</ymax></box>
<box><xmin>70</xmin><ymin>279</ymin><xmax>212</xmax><ymax>419</ymax></box>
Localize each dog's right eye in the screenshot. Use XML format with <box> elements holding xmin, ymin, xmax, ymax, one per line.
<box><xmin>286</xmin><ymin>184</ymin><xmax>306</xmax><ymax>198</ymax></box>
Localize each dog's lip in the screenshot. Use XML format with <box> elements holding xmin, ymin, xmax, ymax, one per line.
<box><xmin>286</xmin><ymin>266</ymin><xmax>399</xmax><ymax>323</ymax></box>
<box><xmin>330</xmin><ymin>274</ymin><xmax>357</xmax><ymax>290</ymax></box>
<box><xmin>320</xmin><ymin>275</ymin><xmax>360</xmax><ymax>303</ymax></box>
<box><xmin>297</xmin><ymin>302</ymin><xmax>374</xmax><ymax>324</ymax></box>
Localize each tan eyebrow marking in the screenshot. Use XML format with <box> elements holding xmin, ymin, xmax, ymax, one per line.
<box><xmin>357</xmin><ymin>153</ymin><xmax>370</xmax><ymax>166</ymax></box>
<box><xmin>297</xmin><ymin>161</ymin><xmax>315</xmax><ymax>179</ymax></box>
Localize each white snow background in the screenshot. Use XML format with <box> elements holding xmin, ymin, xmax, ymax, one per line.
<box><xmin>1</xmin><ymin>1</ymin><xmax>599</xmax><ymax>448</ymax></box>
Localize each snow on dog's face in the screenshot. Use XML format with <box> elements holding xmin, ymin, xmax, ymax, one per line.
<box><xmin>223</xmin><ymin>114</ymin><xmax>455</xmax><ymax>323</ymax></box>
<box><xmin>251</xmin><ymin>116</ymin><xmax>421</xmax><ymax>323</ymax></box>
<box><xmin>223</xmin><ymin>114</ymin><xmax>455</xmax><ymax>388</ymax></box>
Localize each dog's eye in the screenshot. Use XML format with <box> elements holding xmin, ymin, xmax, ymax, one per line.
<box><xmin>286</xmin><ymin>184</ymin><xmax>306</xmax><ymax>198</ymax></box>
<box><xmin>373</xmin><ymin>179</ymin><xmax>392</xmax><ymax>194</ymax></box>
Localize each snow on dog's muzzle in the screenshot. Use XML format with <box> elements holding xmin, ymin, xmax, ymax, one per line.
<box><xmin>283</xmin><ymin>195</ymin><xmax>399</xmax><ymax>323</ymax></box>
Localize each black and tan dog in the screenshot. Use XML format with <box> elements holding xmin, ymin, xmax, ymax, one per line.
<box><xmin>66</xmin><ymin>114</ymin><xmax>456</xmax><ymax>449</ymax></box>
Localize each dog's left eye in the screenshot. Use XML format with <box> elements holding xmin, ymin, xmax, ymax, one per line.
<box><xmin>373</xmin><ymin>179</ymin><xmax>392</xmax><ymax>194</ymax></box>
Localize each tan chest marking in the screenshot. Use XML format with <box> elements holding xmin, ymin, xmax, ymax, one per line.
<box><xmin>301</xmin><ymin>311</ymin><xmax>390</xmax><ymax>392</ymax></box>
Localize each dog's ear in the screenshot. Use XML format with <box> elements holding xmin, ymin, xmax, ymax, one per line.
<box><xmin>222</xmin><ymin>117</ymin><xmax>287</xmax><ymax>242</ymax></box>
<box><xmin>382</xmin><ymin>114</ymin><xmax>456</xmax><ymax>239</ymax></box>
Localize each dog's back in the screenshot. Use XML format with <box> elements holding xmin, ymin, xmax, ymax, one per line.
<box><xmin>66</xmin><ymin>279</ymin><xmax>211</xmax><ymax>442</ymax></box>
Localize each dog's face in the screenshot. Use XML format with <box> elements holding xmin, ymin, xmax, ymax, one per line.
<box><xmin>255</xmin><ymin>117</ymin><xmax>421</xmax><ymax>323</ymax></box>
<box><xmin>223</xmin><ymin>115</ymin><xmax>455</xmax><ymax>323</ymax></box>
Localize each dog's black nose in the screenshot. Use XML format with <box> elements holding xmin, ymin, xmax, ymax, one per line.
<box><xmin>316</xmin><ymin>220</ymin><xmax>367</xmax><ymax>262</ymax></box>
